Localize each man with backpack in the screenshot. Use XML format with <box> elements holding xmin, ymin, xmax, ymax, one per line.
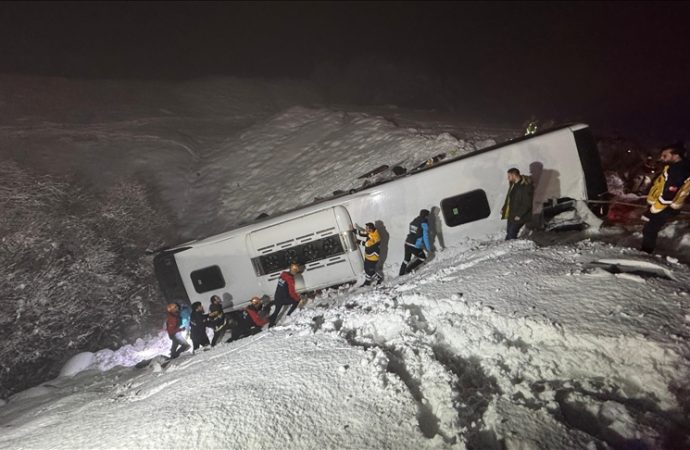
<box><xmin>165</xmin><ymin>303</ymin><xmax>190</xmax><ymax>359</ymax></box>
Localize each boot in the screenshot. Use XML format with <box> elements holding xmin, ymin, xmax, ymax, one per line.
<box><xmin>399</xmin><ymin>262</ymin><xmax>408</xmax><ymax>276</ymax></box>
<box><xmin>406</xmin><ymin>258</ymin><xmax>424</xmax><ymax>273</ymax></box>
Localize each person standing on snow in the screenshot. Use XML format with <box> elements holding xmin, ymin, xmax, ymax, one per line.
<box><xmin>166</xmin><ymin>303</ymin><xmax>190</xmax><ymax>359</ymax></box>
<box><xmin>228</xmin><ymin>296</ymin><xmax>272</xmax><ymax>342</ymax></box>
<box><xmin>189</xmin><ymin>301</ymin><xmax>211</xmax><ymax>352</ymax></box>
<box><xmin>356</xmin><ymin>222</ymin><xmax>382</xmax><ymax>286</ymax></box>
<box><xmin>208</xmin><ymin>295</ymin><xmax>230</xmax><ymax>346</ymax></box>
<box><xmin>641</xmin><ymin>143</ymin><xmax>690</xmax><ymax>254</ymax></box>
<box><xmin>399</xmin><ymin>209</ymin><xmax>432</xmax><ymax>276</ymax></box>
<box><xmin>501</xmin><ymin>168</ymin><xmax>534</xmax><ymax>240</ymax></box>
<box><xmin>268</xmin><ymin>259</ymin><xmax>305</xmax><ymax>327</ymax></box>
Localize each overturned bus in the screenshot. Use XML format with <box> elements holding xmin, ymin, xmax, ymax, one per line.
<box><xmin>154</xmin><ymin>123</ymin><xmax>607</xmax><ymax>312</ymax></box>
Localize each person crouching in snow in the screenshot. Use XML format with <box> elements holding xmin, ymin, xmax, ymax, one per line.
<box><xmin>189</xmin><ymin>301</ymin><xmax>211</xmax><ymax>352</ymax></box>
<box><xmin>356</xmin><ymin>222</ymin><xmax>382</xmax><ymax>286</ymax></box>
<box><xmin>269</xmin><ymin>259</ymin><xmax>305</xmax><ymax>327</ymax></box>
<box><xmin>166</xmin><ymin>303</ymin><xmax>190</xmax><ymax>358</ymax></box>
<box><xmin>227</xmin><ymin>296</ymin><xmax>272</xmax><ymax>342</ymax></box>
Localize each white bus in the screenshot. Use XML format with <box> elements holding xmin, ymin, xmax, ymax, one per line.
<box><xmin>154</xmin><ymin>123</ymin><xmax>607</xmax><ymax>311</ymax></box>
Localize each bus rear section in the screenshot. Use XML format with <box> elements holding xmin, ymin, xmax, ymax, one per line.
<box><xmin>247</xmin><ymin>206</ymin><xmax>363</xmax><ymax>294</ymax></box>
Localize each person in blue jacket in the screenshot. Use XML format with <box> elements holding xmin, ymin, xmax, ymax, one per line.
<box><xmin>399</xmin><ymin>209</ymin><xmax>432</xmax><ymax>275</ymax></box>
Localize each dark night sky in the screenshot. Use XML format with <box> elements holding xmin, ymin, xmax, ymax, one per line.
<box><xmin>1</xmin><ymin>1</ymin><xmax>689</xmax><ymax>140</ymax></box>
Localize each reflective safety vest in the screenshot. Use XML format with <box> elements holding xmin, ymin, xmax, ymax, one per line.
<box><xmin>647</xmin><ymin>164</ymin><xmax>690</xmax><ymax>213</ymax></box>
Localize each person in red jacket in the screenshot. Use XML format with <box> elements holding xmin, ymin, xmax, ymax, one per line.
<box><xmin>227</xmin><ymin>296</ymin><xmax>272</xmax><ymax>342</ymax></box>
<box><xmin>268</xmin><ymin>259</ymin><xmax>305</xmax><ymax>327</ymax></box>
<box><xmin>166</xmin><ymin>303</ymin><xmax>190</xmax><ymax>358</ymax></box>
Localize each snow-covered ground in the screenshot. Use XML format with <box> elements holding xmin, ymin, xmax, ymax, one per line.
<box><xmin>1</xmin><ymin>239</ymin><xmax>689</xmax><ymax>449</ymax></box>
<box><xmin>1</xmin><ymin>76</ymin><xmax>689</xmax><ymax>449</ymax></box>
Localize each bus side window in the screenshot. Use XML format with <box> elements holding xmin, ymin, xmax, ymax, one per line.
<box><xmin>440</xmin><ymin>189</ymin><xmax>491</xmax><ymax>227</ymax></box>
<box><xmin>190</xmin><ymin>265</ymin><xmax>226</xmax><ymax>293</ymax></box>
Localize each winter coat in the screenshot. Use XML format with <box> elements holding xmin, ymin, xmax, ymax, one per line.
<box><xmin>647</xmin><ymin>159</ymin><xmax>690</xmax><ymax>213</ymax></box>
<box><xmin>358</xmin><ymin>229</ymin><xmax>381</xmax><ymax>262</ymax></box>
<box><xmin>190</xmin><ymin>310</ymin><xmax>209</xmax><ymax>332</ymax></box>
<box><xmin>502</xmin><ymin>175</ymin><xmax>534</xmax><ymax>224</ymax></box>
<box><xmin>274</xmin><ymin>271</ymin><xmax>300</xmax><ymax>304</ymax></box>
<box><xmin>166</xmin><ymin>311</ymin><xmax>182</xmax><ymax>337</ymax></box>
<box><xmin>244</xmin><ymin>303</ymin><xmax>270</xmax><ymax>327</ymax></box>
<box><xmin>208</xmin><ymin>303</ymin><xmax>226</xmax><ymax>330</ymax></box>
<box><xmin>405</xmin><ymin>215</ymin><xmax>431</xmax><ymax>250</ymax></box>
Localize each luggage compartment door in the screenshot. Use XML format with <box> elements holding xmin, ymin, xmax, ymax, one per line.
<box><xmin>247</xmin><ymin>206</ymin><xmax>363</xmax><ymax>293</ymax></box>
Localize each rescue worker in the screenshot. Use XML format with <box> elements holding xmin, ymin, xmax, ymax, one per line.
<box><xmin>189</xmin><ymin>301</ymin><xmax>210</xmax><ymax>352</ymax></box>
<box><xmin>501</xmin><ymin>168</ymin><xmax>534</xmax><ymax>240</ymax></box>
<box><xmin>268</xmin><ymin>258</ymin><xmax>305</xmax><ymax>327</ymax></box>
<box><xmin>166</xmin><ymin>303</ymin><xmax>190</xmax><ymax>358</ymax></box>
<box><xmin>356</xmin><ymin>222</ymin><xmax>382</xmax><ymax>285</ymax></box>
<box><xmin>399</xmin><ymin>209</ymin><xmax>432</xmax><ymax>276</ymax></box>
<box><xmin>641</xmin><ymin>143</ymin><xmax>690</xmax><ymax>254</ymax></box>
<box><xmin>228</xmin><ymin>296</ymin><xmax>272</xmax><ymax>342</ymax></box>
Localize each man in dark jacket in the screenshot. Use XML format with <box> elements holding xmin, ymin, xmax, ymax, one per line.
<box><xmin>641</xmin><ymin>143</ymin><xmax>690</xmax><ymax>253</ymax></box>
<box><xmin>399</xmin><ymin>209</ymin><xmax>432</xmax><ymax>276</ymax></box>
<box><xmin>166</xmin><ymin>303</ymin><xmax>190</xmax><ymax>358</ymax></box>
<box><xmin>189</xmin><ymin>301</ymin><xmax>210</xmax><ymax>352</ymax></box>
<box><xmin>269</xmin><ymin>259</ymin><xmax>304</xmax><ymax>327</ymax></box>
<box><xmin>501</xmin><ymin>168</ymin><xmax>534</xmax><ymax>240</ymax></box>
<box><xmin>208</xmin><ymin>295</ymin><xmax>230</xmax><ymax>346</ymax></box>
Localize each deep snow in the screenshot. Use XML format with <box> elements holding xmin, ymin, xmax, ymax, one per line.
<box><xmin>1</xmin><ymin>76</ymin><xmax>689</xmax><ymax>449</ymax></box>
<box><xmin>1</xmin><ymin>240</ymin><xmax>689</xmax><ymax>449</ymax></box>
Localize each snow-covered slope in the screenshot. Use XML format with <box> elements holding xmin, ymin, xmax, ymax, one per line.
<box><xmin>1</xmin><ymin>76</ymin><xmax>689</xmax><ymax>449</ymax></box>
<box><xmin>0</xmin><ymin>76</ymin><xmax>512</xmax><ymax>239</ymax></box>
<box><xmin>1</xmin><ymin>240</ymin><xmax>688</xmax><ymax>449</ymax></box>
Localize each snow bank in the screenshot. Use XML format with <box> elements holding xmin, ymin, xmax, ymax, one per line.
<box><xmin>2</xmin><ymin>240</ymin><xmax>688</xmax><ymax>449</ymax></box>
<box><xmin>58</xmin><ymin>352</ymin><xmax>96</xmax><ymax>377</ymax></box>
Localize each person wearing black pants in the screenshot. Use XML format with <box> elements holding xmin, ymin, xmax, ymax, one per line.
<box><xmin>356</xmin><ymin>222</ymin><xmax>382</xmax><ymax>286</ymax></box>
<box><xmin>269</xmin><ymin>259</ymin><xmax>305</xmax><ymax>327</ymax></box>
<box><xmin>641</xmin><ymin>208</ymin><xmax>679</xmax><ymax>254</ymax></box>
<box><xmin>208</xmin><ymin>295</ymin><xmax>230</xmax><ymax>346</ymax></box>
<box><xmin>189</xmin><ymin>301</ymin><xmax>210</xmax><ymax>351</ymax></box>
<box><xmin>641</xmin><ymin>143</ymin><xmax>690</xmax><ymax>254</ymax></box>
<box><xmin>399</xmin><ymin>209</ymin><xmax>432</xmax><ymax>276</ymax></box>
<box><xmin>501</xmin><ymin>168</ymin><xmax>534</xmax><ymax>240</ymax></box>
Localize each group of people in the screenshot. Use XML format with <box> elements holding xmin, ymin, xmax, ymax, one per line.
<box><xmin>164</xmin><ymin>259</ymin><xmax>307</xmax><ymax>358</ymax></box>
<box><xmin>165</xmin><ymin>143</ymin><xmax>689</xmax><ymax>358</ymax></box>
<box><xmin>498</xmin><ymin>142</ymin><xmax>690</xmax><ymax>254</ymax></box>
<box><xmin>396</xmin><ymin>166</ymin><xmax>535</xmax><ymax>277</ymax></box>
